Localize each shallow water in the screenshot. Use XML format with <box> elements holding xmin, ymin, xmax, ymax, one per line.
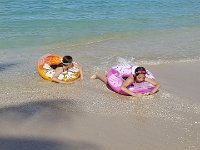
<box><xmin>1</xmin><ymin>0</ymin><xmax>200</xmax><ymax>49</ymax></box>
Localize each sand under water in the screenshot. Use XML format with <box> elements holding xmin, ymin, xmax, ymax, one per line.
<box><xmin>0</xmin><ymin>28</ymin><xmax>200</xmax><ymax>150</ymax></box>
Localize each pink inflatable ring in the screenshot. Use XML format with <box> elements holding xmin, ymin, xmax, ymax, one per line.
<box><xmin>107</xmin><ymin>64</ymin><xmax>156</xmax><ymax>95</ymax></box>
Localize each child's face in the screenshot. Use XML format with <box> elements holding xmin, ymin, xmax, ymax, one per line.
<box><xmin>64</xmin><ymin>63</ymin><xmax>74</xmax><ymax>69</ymax></box>
<box><xmin>135</xmin><ymin>74</ymin><xmax>145</xmax><ymax>82</ymax></box>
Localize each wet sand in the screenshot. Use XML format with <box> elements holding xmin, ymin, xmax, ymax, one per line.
<box><xmin>0</xmin><ymin>61</ymin><xmax>200</xmax><ymax>150</ymax></box>
<box><xmin>150</xmin><ymin>62</ymin><xmax>200</xmax><ymax>103</ymax></box>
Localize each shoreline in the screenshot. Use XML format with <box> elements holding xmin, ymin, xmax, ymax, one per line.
<box><xmin>1</xmin><ymin>0</ymin><xmax>200</xmax><ymax>148</ymax></box>
<box><xmin>0</xmin><ymin>28</ymin><xmax>200</xmax><ymax>149</ymax></box>
<box><xmin>1</xmin><ymin>26</ymin><xmax>200</xmax><ymax>52</ymax></box>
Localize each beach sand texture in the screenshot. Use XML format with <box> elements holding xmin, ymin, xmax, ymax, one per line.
<box><xmin>0</xmin><ymin>28</ymin><xmax>200</xmax><ymax>150</ymax></box>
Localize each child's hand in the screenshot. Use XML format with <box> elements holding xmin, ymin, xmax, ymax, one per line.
<box><xmin>143</xmin><ymin>92</ymin><xmax>150</xmax><ymax>96</ymax></box>
<box><xmin>143</xmin><ymin>92</ymin><xmax>153</xmax><ymax>96</ymax></box>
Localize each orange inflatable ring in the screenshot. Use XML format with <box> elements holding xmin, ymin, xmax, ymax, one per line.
<box><xmin>37</xmin><ymin>54</ymin><xmax>80</xmax><ymax>82</ymax></box>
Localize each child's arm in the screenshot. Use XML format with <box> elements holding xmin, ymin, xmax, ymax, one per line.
<box><xmin>52</xmin><ymin>67</ymin><xmax>71</xmax><ymax>84</ymax></box>
<box><xmin>145</xmin><ymin>78</ymin><xmax>161</xmax><ymax>94</ymax></box>
<box><xmin>74</xmin><ymin>63</ymin><xmax>83</xmax><ymax>80</ymax></box>
<box><xmin>120</xmin><ymin>76</ymin><xmax>142</xmax><ymax>97</ymax></box>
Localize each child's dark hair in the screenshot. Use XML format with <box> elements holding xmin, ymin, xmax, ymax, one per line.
<box><xmin>134</xmin><ymin>67</ymin><xmax>146</xmax><ymax>76</ymax></box>
<box><xmin>62</xmin><ymin>56</ymin><xmax>73</xmax><ymax>64</ymax></box>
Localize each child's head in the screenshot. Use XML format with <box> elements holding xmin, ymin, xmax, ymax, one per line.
<box><xmin>134</xmin><ymin>67</ymin><xmax>146</xmax><ymax>82</ymax></box>
<box><xmin>62</xmin><ymin>56</ymin><xmax>73</xmax><ymax>68</ymax></box>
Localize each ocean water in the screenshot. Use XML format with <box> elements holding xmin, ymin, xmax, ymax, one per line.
<box><xmin>1</xmin><ymin>0</ymin><xmax>200</xmax><ymax>50</ymax></box>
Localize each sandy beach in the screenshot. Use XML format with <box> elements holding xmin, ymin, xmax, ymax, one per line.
<box><xmin>0</xmin><ymin>57</ymin><xmax>200</xmax><ymax>150</ymax></box>
<box><xmin>150</xmin><ymin>62</ymin><xmax>200</xmax><ymax>103</ymax></box>
<box><xmin>1</xmin><ymin>0</ymin><xmax>200</xmax><ymax>149</ymax></box>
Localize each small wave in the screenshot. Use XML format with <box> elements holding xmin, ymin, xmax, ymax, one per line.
<box><xmin>136</xmin><ymin>57</ymin><xmax>200</xmax><ymax>65</ymax></box>
<box><xmin>114</xmin><ymin>56</ymin><xmax>200</xmax><ymax>66</ymax></box>
<box><xmin>90</xmin><ymin>56</ymin><xmax>200</xmax><ymax>73</ymax></box>
<box><xmin>116</xmin><ymin>57</ymin><xmax>136</xmax><ymax>65</ymax></box>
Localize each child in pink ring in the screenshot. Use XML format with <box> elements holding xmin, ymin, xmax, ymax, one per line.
<box><xmin>91</xmin><ymin>66</ymin><xmax>160</xmax><ymax>97</ymax></box>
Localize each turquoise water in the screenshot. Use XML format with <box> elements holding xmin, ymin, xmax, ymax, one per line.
<box><xmin>0</xmin><ymin>0</ymin><xmax>200</xmax><ymax>49</ymax></box>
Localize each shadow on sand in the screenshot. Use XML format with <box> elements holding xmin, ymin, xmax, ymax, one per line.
<box><xmin>0</xmin><ymin>99</ymin><xmax>101</xmax><ymax>150</ymax></box>
<box><xmin>0</xmin><ymin>63</ymin><xmax>18</xmax><ymax>72</ymax></box>
<box><xmin>0</xmin><ymin>99</ymin><xmax>79</xmax><ymax>121</ymax></box>
<box><xmin>0</xmin><ymin>137</ymin><xmax>99</xmax><ymax>150</ymax></box>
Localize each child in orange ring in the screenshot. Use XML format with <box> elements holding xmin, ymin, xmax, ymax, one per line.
<box><xmin>52</xmin><ymin>56</ymin><xmax>83</xmax><ymax>83</ymax></box>
<box><xmin>91</xmin><ymin>66</ymin><xmax>160</xmax><ymax>97</ymax></box>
